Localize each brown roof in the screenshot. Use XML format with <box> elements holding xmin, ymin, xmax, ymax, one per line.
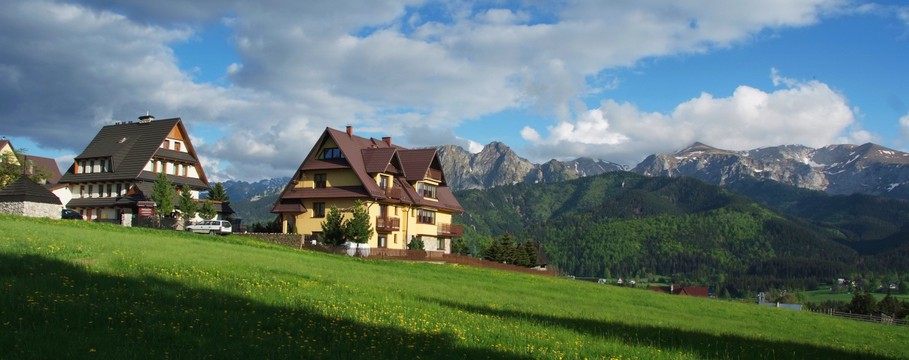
<box><xmin>273</xmin><ymin>127</ymin><xmax>463</xmax><ymax>213</ymax></box>
<box><xmin>59</xmin><ymin>118</ymin><xmax>208</xmax><ymax>188</ymax></box>
<box><xmin>0</xmin><ymin>177</ymin><xmax>62</xmax><ymax>205</ymax></box>
<box><xmin>21</xmin><ymin>154</ymin><xmax>62</xmax><ymax>184</ymax></box>
<box><xmin>677</xmin><ymin>287</ymin><xmax>709</xmax><ymax>297</ymax></box>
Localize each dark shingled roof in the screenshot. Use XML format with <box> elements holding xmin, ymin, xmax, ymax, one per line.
<box><xmin>273</xmin><ymin>127</ymin><xmax>462</xmax><ymax>213</ymax></box>
<box><xmin>59</xmin><ymin>118</ymin><xmax>208</xmax><ymax>189</ymax></box>
<box><xmin>0</xmin><ymin>177</ymin><xmax>62</xmax><ymax>205</ymax></box>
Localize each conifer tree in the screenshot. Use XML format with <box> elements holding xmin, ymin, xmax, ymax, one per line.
<box><xmin>150</xmin><ymin>172</ymin><xmax>175</xmax><ymax>217</ymax></box>
<box><xmin>199</xmin><ymin>199</ymin><xmax>217</xmax><ymax>220</ymax></box>
<box><xmin>207</xmin><ymin>182</ymin><xmax>230</xmax><ymax>204</ymax></box>
<box><xmin>321</xmin><ymin>205</ymin><xmax>346</xmax><ymax>246</ymax></box>
<box><xmin>345</xmin><ymin>200</ymin><xmax>374</xmax><ymax>255</ymax></box>
<box><xmin>177</xmin><ymin>184</ymin><xmax>198</xmax><ymax>224</ymax></box>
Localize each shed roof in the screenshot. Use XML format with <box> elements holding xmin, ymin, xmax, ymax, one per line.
<box><xmin>0</xmin><ymin>177</ymin><xmax>62</xmax><ymax>205</ymax></box>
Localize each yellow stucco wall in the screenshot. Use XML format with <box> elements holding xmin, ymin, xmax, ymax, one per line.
<box><xmin>296</xmin><ymin>169</ymin><xmax>362</xmax><ymax>189</ymax></box>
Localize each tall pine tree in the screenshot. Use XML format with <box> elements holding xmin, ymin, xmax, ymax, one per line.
<box><xmin>207</xmin><ymin>182</ymin><xmax>230</xmax><ymax>204</ymax></box>
<box><xmin>150</xmin><ymin>172</ymin><xmax>175</xmax><ymax>217</ymax></box>
<box><xmin>177</xmin><ymin>184</ymin><xmax>198</xmax><ymax>224</ymax></box>
<box><xmin>321</xmin><ymin>205</ymin><xmax>346</xmax><ymax>246</ymax></box>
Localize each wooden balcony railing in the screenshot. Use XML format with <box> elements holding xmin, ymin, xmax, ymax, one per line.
<box><xmin>384</xmin><ymin>186</ymin><xmax>402</xmax><ymax>200</ymax></box>
<box><xmin>437</xmin><ymin>223</ymin><xmax>464</xmax><ymax>237</ymax></box>
<box><xmin>375</xmin><ymin>216</ymin><xmax>401</xmax><ymax>232</ymax></box>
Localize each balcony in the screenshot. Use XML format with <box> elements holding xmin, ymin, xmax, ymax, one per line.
<box><xmin>437</xmin><ymin>223</ymin><xmax>464</xmax><ymax>237</ymax></box>
<box><xmin>375</xmin><ymin>216</ymin><xmax>401</xmax><ymax>232</ymax></box>
<box><xmin>384</xmin><ymin>186</ymin><xmax>402</xmax><ymax>200</ymax></box>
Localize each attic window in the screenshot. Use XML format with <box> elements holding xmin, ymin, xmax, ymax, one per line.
<box><xmin>119</xmin><ymin>137</ymin><xmax>127</xmax><ymax>143</ymax></box>
<box><xmin>319</xmin><ymin>147</ymin><xmax>343</xmax><ymax>160</ymax></box>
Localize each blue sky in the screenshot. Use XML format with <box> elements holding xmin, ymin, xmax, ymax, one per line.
<box><xmin>1</xmin><ymin>1</ymin><xmax>908</xmax><ymax>181</ymax></box>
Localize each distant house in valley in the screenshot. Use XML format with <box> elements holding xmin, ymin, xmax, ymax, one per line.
<box><xmin>57</xmin><ymin>115</ymin><xmax>232</xmax><ymax>225</ymax></box>
<box><xmin>272</xmin><ymin>126</ymin><xmax>464</xmax><ymax>253</ymax></box>
<box><xmin>647</xmin><ymin>285</ymin><xmax>710</xmax><ymax>298</ymax></box>
<box><xmin>0</xmin><ymin>177</ymin><xmax>62</xmax><ymax>218</ymax></box>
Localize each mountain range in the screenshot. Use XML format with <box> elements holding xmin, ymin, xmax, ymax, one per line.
<box><xmin>223</xmin><ymin>140</ymin><xmax>909</xmax><ymax>223</ymax></box>
<box><xmin>633</xmin><ymin>142</ymin><xmax>909</xmax><ymax>199</ymax></box>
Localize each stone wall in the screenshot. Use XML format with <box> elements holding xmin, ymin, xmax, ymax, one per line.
<box><xmin>241</xmin><ymin>233</ymin><xmax>306</xmax><ymax>248</ymax></box>
<box><xmin>0</xmin><ymin>201</ymin><xmax>62</xmax><ymax>219</ymax></box>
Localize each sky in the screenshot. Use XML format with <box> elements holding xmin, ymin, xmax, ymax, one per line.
<box><xmin>1</xmin><ymin>0</ymin><xmax>908</xmax><ymax>182</ymax></box>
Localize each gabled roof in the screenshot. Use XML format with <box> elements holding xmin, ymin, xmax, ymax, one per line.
<box><xmin>274</xmin><ymin>127</ymin><xmax>462</xmax><ymax>213</ymax></box>
<box><xmin>21</xmin><ymin>154</ymin><xmax>62</xmax><ymax>184</ymax></box>
<box><xmin>0</xmin><ymin>139</ymin><xmax>12</xmax><ymax>152</ymax></box>
<box><xmin>59</xmin><ymin>117</ymin><xmax>208</xmax><ymax>187</ymax></box>
<box><xmin>398</xmin><ymin>148</ymin><xmax>440</xmax><ymax>182</ymax></box>
<box><xmin>0</xmin><ymin>177</ymin><xmax>62</xmax><ymax>205</ymax></box>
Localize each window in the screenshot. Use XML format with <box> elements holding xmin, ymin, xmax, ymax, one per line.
<box><xmin>378</xmin><ymin>175</ymin><xmax>389</xmax><ymax>189</ymax></box>
<box><xmin>172</xmin><ymin>162</ymin><xmax>178</xmax><ymax>175</ymax></box>
<box><xmin>163</xmin><ymin>140</ymin><xmax>170</xmax><ymax>149</ymax></box>
<box><xmin>418</xmin><ymin>182</ymin><xmax>437</xmax><ymax>199</ymax></box>
<box><xmin>417</xmin><ymin>209</ymin><xmax>435</xmax><ymax>224</ymax></box>
<box><xmin>88</xmin><ymin>160</ymin><xmax>95</xmax><ymax>173</ymax></box>
<box><xmin>79</xmin><ymin>185</ymin><xmax>85</xmax><ymax>198</ymax></box>
<box><xmin>378</xmin><ymin>235</ymin><xmax>387</xmax><ymax>248</ymax></box>
<box><xmin>88</xmin><ymin>185</ymin><xmax>94</xmax><ymax>198</ymax></box>
<box><xmin>314</xmin><ymin>173</ymin><xmax>327</xmax><ymax>188</ymax></box>
<box><xmin>318</xmin><ymin>147</ymin><xmax>343</xmax><ymax>159</ymax></box>
<box><xmin>437</xmin><ymin>238</ymin><xmax>446</xmax><ymax>251</ymax></box>
<box><xmin>80</xmin><ymin>161</ymin><xmax>86</xmax><ymax>174</ymax></box>
<box><xmin>116</xmin><ymin>184</ymin><xmax>122</xmax><ymax>197</ymax></box>
<box><xmin>175</xmin><ymin>142</ymin><xmax>182</xmax><ymax>152</ymax></box>
<box><xmin>106</xmin><ymin>184</ymin><xmax>113</xmax><ymax>197</ymax></box>
<box><xmin>313</xmin><ymin>202</ymin><xmax>325</xmax><ymax>218</ymax></box>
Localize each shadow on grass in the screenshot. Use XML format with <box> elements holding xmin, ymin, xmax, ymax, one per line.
<box><xmin>0</xmin><ymin>254</ymin><xmax>528</xmax><ymax>359</ymax></box>
<box><xmin>425</xmin><ymin>297</ymin><xmax>897</xmax><ymax>360</ymax></box>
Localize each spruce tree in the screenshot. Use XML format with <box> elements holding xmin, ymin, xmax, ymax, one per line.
<box><xmin>321</xmin><ymin>205</ymin><xmax>346</xmax><ymax>246</ymax></box>
<box><xmin>150</xmin><ymin>172</ymin><xmax>176</xmax><ymax>217</ymax></box>
<box><xmin>451</xmin><ymin>238</ymin><xmax>469</xmax><ymax>255</ymax></box>
<box><xmin>177</xmin><ymin>184</ymin><xmax>198</xmax><ymax>224</ymax></box>
<box><xmin>344</xmin><ymin>200</ymin><xmax>374</xmax><ymax>255</ymax></box>
<box><xmin>199</xmin><ymin>199</ymin><xmax>217</xmax><ymax>220</ymax></box>
<box><xmin>207</xmin><ymin>182</ymin><xmax>230</xmax><ymax>203</ymax></box>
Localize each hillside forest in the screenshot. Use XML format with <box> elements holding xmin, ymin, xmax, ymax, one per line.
<box><xmin>453</xmin><ymin>172</ymin><xmax>909</xmax><ymax>297</ymax></box>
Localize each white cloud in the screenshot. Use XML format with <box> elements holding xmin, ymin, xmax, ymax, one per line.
<box><xmin>900</xmin><ymin>114</ymin><xmax>909</xmax><ymax>139</ymax></box>
<box><xmin>1</xmin><ymin>0</ymin><xmax>855</xmax><ymax>180</ymax></box>
<box><xmin>522</xmin><ymin>71</ymin><xmax>856</xmax><ymax>164</ymax></box>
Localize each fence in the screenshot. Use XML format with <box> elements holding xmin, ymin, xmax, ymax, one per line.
<box><xmin>238</xmin><ymin>234</ymin><xmax>556</xmax><ymax>277</ymax></box>
<box><xmin>815</xmin><ymin>309</ymin><xmax>908</xmax><ymax>326</ymax></box>
<box><xmin>132</xmin><ymin>216</ymin><xmax>178</xmax><ymax>230</ymax></box>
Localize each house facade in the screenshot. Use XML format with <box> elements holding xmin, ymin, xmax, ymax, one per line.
<box><xmin>58</xmin><ymin>115</ymin><xmax>230</xmax><ymax>225</ymax></box>
<box><xmin>272</xmin><ymin>126</ymin><xmax>463</xmax><ymax>253</ymax></box>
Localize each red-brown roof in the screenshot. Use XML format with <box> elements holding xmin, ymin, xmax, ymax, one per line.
<box><xmin>273</xmin><ymin>127</ymin><xmax>462</xmax><ymax>214</ymax></box>
<box><xmin>21</xmin><ymin>154</ymin><xmax>62</xmax><ymax>184</ymax></box>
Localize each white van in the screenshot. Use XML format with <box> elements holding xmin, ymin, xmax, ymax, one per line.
<box><xmin>186</xmin><ymin>220</ymin><xmax>232</xmax><ymax>235</ymax></box>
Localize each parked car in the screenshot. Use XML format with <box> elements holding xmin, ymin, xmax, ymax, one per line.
<box><xmin>186</xmin><ymin>220</ymin><xmax>232</xmax><ymax>235</ymax></box>
<box><xmin>61</xmin><ymin>209</ymin><xmax>83</xmax><ymax>220</ymax></box>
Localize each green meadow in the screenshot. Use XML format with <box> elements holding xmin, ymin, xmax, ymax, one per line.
<box><xmin>1</xmin><ymin>214</ymin><xmax>906</xmax><ymax>359</ymax></box>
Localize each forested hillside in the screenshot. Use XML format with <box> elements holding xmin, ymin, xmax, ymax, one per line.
<box><xmin>454</xmin><ymin>172</ymin><xmax>909</xmax><ymax>294</ymax></box>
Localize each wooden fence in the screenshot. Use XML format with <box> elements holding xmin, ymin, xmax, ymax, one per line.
<box><xmin>815</xmin><ymin>309</ymin><xmax>908</xmax><ymax>326</ymax></box>
<box><xmin>246</xmin><ymin>237</ymin><xmax>557</xmax><ymax>277</ymax></box>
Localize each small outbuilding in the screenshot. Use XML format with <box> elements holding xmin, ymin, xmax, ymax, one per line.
<box><xmin>0</xmin><ymin>177</ymin><xmax>63</xmax><ymax>218</ymax></box>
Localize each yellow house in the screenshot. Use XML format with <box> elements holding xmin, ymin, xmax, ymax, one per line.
<box><xmin>272</xmin><ymin>126</ymin><xmax>464</xmax><ymax>253</ymax></box>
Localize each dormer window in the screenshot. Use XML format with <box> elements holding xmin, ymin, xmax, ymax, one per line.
<box><xmin>319</xmin><ymin>147</ymin><xmax>343</xmax><ymax>160</ymax></box>
<box><xmin>417</xmin><ymin>182</ymin><xmax>437</xmax><ymax>199</ymax></box>
<box><xmin>378</xmin><ymin>175</ymin><xmax>390</xmax><ymax>189</ymax></box>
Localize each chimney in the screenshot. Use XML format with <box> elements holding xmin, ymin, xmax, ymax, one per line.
<box><xmin>382</xmin><ymin>136</ymin><xmax>392</xmax><ymax>146</ymax></box>
<box><xmin>346</xmin><ymin>125</ymin><xmax>353</xmax><ymax>137</ymax></box>
<box><xmin>138</xmin><ymin>113</ymin><xmax>155</xmax><ymax>124</ymax></box>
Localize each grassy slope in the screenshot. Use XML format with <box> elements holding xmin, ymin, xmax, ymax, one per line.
<box><xmin>1</xmin><ymin>215</ymin><xmax>906</xmax><ymax>359</ymax></box>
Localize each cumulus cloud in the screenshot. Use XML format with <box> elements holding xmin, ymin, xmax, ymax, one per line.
<box><xmin>1</xmin><ymin>0</ymin><xmax>853</xmax><ymax>180</ymax></box>
<box><xmin>522</xmin><ymin>70</ymin><xmax>856</xmax><ymax>164</ymax></box>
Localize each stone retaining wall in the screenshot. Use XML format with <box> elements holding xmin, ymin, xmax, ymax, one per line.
<box><xmin>0</xmin><ymin>201</ymin><xmax>61</xmax><ymax>219</ymax></box>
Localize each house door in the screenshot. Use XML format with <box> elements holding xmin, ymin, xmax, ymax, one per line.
<box><xmin>378</xmin><ymin>235</ymin><xmax>387</xmax><ymax>248</ymax></box>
